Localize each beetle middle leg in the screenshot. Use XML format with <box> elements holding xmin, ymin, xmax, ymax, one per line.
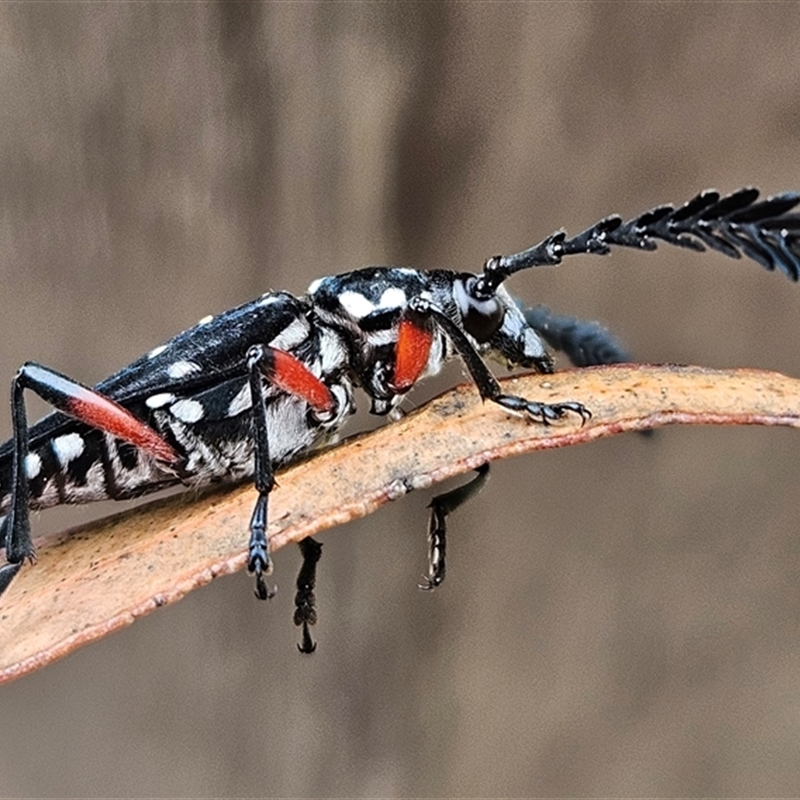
<box><xmin>246</xmin><ymin>345</ymin><xmax>336</xmax><ymax>601</ymax></box>
<box><xmin>420</xmin><ymin>463</ymin><xmax>490</xmax><ymax>590</ymax></box>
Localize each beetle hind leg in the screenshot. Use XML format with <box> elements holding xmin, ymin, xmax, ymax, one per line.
<box><xmin>1</xmin><ymin>362</ymin><xmax>178</xmax><ymax>598</ymax></box>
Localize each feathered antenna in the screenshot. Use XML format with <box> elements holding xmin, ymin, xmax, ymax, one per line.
<box><xmin>472</xmin><ymin>187</ymin><xmax>800</xmax><ymax>299</ymax></box>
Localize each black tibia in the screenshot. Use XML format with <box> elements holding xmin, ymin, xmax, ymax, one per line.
<box><xmin>1</xmin><ymin>366</ymin><xmax>58</xmax><ymax>597</ymax></box>
<box><xmin>421</xmin><ymin>464</ymin><xmax>490</xmax><ymax>591</ymax></box>
<box><xmin>246</xmin><ymin>345</ymin><xmax>277</xmax><ymax>601</ymax></box>
<box><xmin>522</xmin><ymin>306</ymin><xmax>630</xmax><ymax>368</ymax></box>
<box><xmin>294</xmin><ymin>537</ymin><xmax>322</xmax><ymax>653</ymax></box>
<box><xmin>4</xmin><ymin>369</ymin><xmax>34</xmax><ymax>567</ymax></box>
<box><xmin>407</xmin><ymin>297</ymin><xmax>590</xmax><ymax>425</ymax></box>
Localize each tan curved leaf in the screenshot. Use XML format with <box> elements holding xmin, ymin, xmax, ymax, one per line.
<box><xmin>2</xmin><ymin>363</ymin><xmax>800</xmax><ymax>684</ymax></box>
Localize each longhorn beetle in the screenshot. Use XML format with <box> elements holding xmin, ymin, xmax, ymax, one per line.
<box><xmin>1</xmin><ymin>187</ymin><xmax>799</xmax><ymax>652</ymax></box>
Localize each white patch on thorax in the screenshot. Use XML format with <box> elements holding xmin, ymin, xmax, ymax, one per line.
<box><xmin>379</xmin><ymin>286</ymin><xmax>407</xmax><ymax>309</ymax></box>
<box><xmin>338</xmin><ymin>291</ymin><xmax>377</xmax><ymax>320</ymax></box>
<box><xmin>338</xmin><ymin>286</ymin><xmax>409</xmax><ymax>322</ymax></box>
<box><xmin>317</xmin><ymin>330</ymin><xmax>348</xmax><ymax>372</ymax></box>
<box><xmin>227</xmin><ymin>382</ymin><xmax>252</xmax><ymax>417</ymax></box>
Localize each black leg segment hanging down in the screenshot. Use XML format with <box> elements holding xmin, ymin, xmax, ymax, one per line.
<box><xmin>294</xmin><ymin>537</ymin><xmax>323</xmax><ymax>653</ymax></box>
<box><xmin>420</xmin><ymin>464</ymin><xmax>490</xmax><ymax>590</ymax></box>
<box><xmin>244</xmin><ymin>342</ymin><xmax>337</xmax><ymax>601</ymax></box>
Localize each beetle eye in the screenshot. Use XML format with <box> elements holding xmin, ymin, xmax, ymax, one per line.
<box><xmin>454</xmin><ymin>276</ymin><xmax>504</xmax><ymax>343</ymax></box>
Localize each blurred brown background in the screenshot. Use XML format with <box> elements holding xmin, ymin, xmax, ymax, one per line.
<box><xmin>2</xmin><ymin>2</ymin><xmax>800</xmax><ymax>796</ymax></box>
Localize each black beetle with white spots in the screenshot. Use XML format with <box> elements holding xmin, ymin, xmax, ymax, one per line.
<box><xmin>2</xmin><ymin>187</ymin><xmax>799</xmax><ymax>652</ymax></box>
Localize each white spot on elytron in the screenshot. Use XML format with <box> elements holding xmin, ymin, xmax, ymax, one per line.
<box><xmin>52</xmin><ymin>433</ymin><xmax>85</xmax><ymax>466</ymax></box>
<box><xmin>197</xmin><ymin>314</ymin><xmax>214</xmax><ymax>326</ymax></box>
<box><xmin>379</xmin><ymin>287</ymin><xmax>406</xmax><ymax>309</ymax></box>
<box><xmin>227</xmin><ymin>382</ymin><xmax>252</xmax><ymax>417</ymax></box>
<box><xmin>148</xmin><ymin>344</ymin><xmax>168</xmax><ymax>360</ymax></box>
<box><xmin>171</xmin><ymin>398</ymin><xmax>205</xmax><ymax>423</ymax></box>
<box><xmin>25</xmin><ymin>452</ymin><xmax>42</xmax><ymax>479</ymax></box>
<box><xmin>146</xmin><ymin>392</ymin><xmax>176</xmax><ymax>409</ymax></box>
<box><xmin>167</xmin><ymin>360</ymin><xmax>202</xmax><ymax>379</ymax></box>
<box><xmin>307</xmin><ymin>278</ymin><xmax>323</xmax><ymax>294</ymax></box>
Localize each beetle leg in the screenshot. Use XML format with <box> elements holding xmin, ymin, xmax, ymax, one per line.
<box><xmin>407</xmin><ymin>297</ymin><xmax>591</xmax><ymax>425</ymax></box>
<box><xmin>294</xmin><ymin>537</ymin><xmax>323</xmax><ymax>653</ymax></box>
<box><xmin>390</xmin><ymin>314</ymin><xmax>434</xmax><ymax>393</ymax></box>
<box><xmin>1</xmin><ymin>362</ymin><xmax>178</xmax><ymax>597</ymax></box>
<box><xmin>245</xmin><ymin>345</ymin><xmax>335</xmax><ymax>601</ymax></box>
<box><xmin>420</xmin><ymin>464</ymin><xmax>490</xmax><ymax>590</ymax></box>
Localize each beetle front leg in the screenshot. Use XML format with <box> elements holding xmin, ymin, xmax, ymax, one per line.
<box><xmin>407</xmin><ymin>297</ymin><xmax>591</xmax><ymax>425</ymax></box>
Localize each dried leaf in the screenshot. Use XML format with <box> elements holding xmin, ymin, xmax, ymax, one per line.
<box><xmin>2</xmin><ymin>364</ymin><xmax>799</xmax><ymax>683</ymax></box>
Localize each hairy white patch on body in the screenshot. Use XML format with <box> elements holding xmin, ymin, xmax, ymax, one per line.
<box><xmin>24</xmin><ymin>452</ymin><xmax>42</xmax><ymax>479</ymax></box>
<box><xmin>171</xmin><ymin>398</ymin><xmax>205</xmax><ymax>423</ymax></box>
<box><xmin>270</xmin><ymin>317</ymin><xmax>310</xmax><ymax>351</ymax></box>
<box><xmin>227</xmin><ymin>382</ymin><xmax>252</xmax><ymax>417</ymax></box>
<box><xmin>52</xmin><ymin>433</ymin><xmax>85</xmax><ymax>466</ymax></box>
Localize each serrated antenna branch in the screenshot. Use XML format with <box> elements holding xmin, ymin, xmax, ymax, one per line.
<box><xmin>476</xmin><ymin>187</ymin><xmax>800</xmax><ymax>296</ymax></box>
